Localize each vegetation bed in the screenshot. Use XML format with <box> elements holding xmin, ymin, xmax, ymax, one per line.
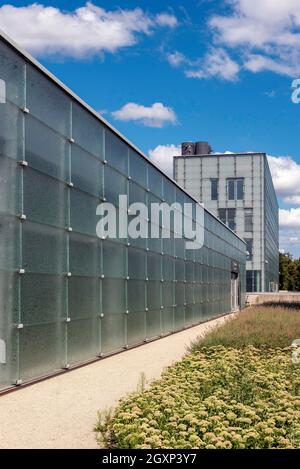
<box><xmin>95</xmin><ymin>307</ymin><xmax>300</xmax><ymax>449</ymax></box>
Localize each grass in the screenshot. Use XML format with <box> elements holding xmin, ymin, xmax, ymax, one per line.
<box><xmin>95</xmin><ymin>305</ymin><xmax>300</xmax><ymax>449</ymax></box>
<box><xmin>189</xmin><ymin>306</ymin><xmax>300</xmax><ymax>350</ymax></box>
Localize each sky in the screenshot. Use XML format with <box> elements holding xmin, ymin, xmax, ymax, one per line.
<box><xmin>1</xmin><ymin>0</ymin><xmax>300</xmax><ymax>256</ymax></box>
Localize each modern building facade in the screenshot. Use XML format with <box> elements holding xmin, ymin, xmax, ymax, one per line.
<box><xmin>0</xmin><ymin>32</ymin><xmax>246</xmax><ymax>391</ymax></box>
<box><xmin>174</xmin><ymin>142</ymin><xmax>279</xmax><ymax>293</ymax></box>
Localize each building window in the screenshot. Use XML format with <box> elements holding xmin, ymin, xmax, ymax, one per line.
<box><xmin>245</xmin><ymin>238</ymin><xmax>253</xmax><ymax>261</ymax></box>
<box><xmin>218</xmin><ymin>208</ymin><xmax>236</xmax><ymax>231</ymax></box>
<box><xmin>227</xmin><ymin>178</ymin><xmax>244</xmax><ymax>200</ymax></box>
<box><xmin>211</xmin><ymin>179</ymin><xmax>218</xmax><ymax>200</ymax></box>
<box><xmin>244</xmin><ymin>208</ymin><xmax>253</xmax><ymax>232</ymax></box>
<box><xmin>246</xmin><ymin>270</ymin><xmax>261</xmax><ymax>292</ymax></box>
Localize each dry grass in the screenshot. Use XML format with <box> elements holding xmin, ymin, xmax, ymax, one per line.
<box><xmin>189</xmin><ymin>305</ymin><xmax>300</xmax><ymax>350</ymax></box>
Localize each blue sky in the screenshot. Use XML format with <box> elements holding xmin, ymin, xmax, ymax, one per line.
<box><xmin>1</xmin><ymin>0</ymin><xmax>300</xmax><ymax>255</ymax></box>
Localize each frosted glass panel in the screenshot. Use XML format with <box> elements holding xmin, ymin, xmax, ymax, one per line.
<box><xmin>103</xmin><ymin>241</ymin><xmax>126</xmax><ymax>278</ymax></box>
<box><xmin>21</xmin><ymin>273</ymin><xmax>67</xmax><ymax>325</ymax></box>
<box><xmin>127</xmin><ymin>311</ymin><xmax>146</xmax><ymax>346</ymax></box>
<box><xmin>129</xmin><ymin>150</ymin><xmax>147</xmax><ymax>188</ymax></box>
<box><xmin>127</xmin><ymin>280</ymin><xmax>145</xmax><ymax>312</ymax></box>
<box><xmin>147</xmin><ymin>281</ymin><xmax>161</xmax><ymax>309</ymax></box>
<box><xmin>22</xmin><ymin>222</ymin><xmax>67</xmax><ymax>274</ymax></box>
<box><xmin>26</xmin><ymin>115</ymin><xmax>69</xmax><ymax>180</ymax></box>
<box><xmin>26</xmin><ymin>64</ymin><xmax>70</xmax><ymax>136</ymax></box>
<box><xmin>0</xmin><ymin>41</ymin><xmax>25</xmax><ymax>106</ymax></box>
<box><xmin>70</xmin><ymin>189</ymin><xmax>99</xmax><ymax>236</ymax></box>
<box><xmin>69</xmin><ymin>233</ymin><xmax>100</xmax><ymax>276</ymax></box>
<box><xmin>71</xmin><ymin>145</ymin><xmax>103</xmax><ymax>197</ymax></box>
<box><xmin>128</xmin><ymin>248</ymin><xmax>146</xmax><ymax>280</ymax></box>
<box><xmin>104</xmin><ymin>165</ymin><xmax>127</xmax><ymax>206</ymax></box>
<box><xmin>102</xmin><ymin>279</ymin><xmax>126</xmax><ymax>314</ymax></box>
<box><xmin>101</xmin><ymin>314</ymin><xmax>125</xmax><ymax>353</ymax></box>
<box><xmin>67</xmin><ymin>317</ymin><xmax>100</xmax><ymax>364</ymax></box>
<box><xmin>19</xmin><ymin>322</ymin><xmax>65</xmax><ymax>381</ymax></box>
<box><xmin>146</xmin><ymin>310</ymin><xmax>161</xmax><ymax>339</ymax></box>
<box><xmin>161</xmin><ymin>307</ymin><xmax>174</xmax><ymax>334</ymax></box>
<box><xmin>24</xmin><ymin>168</ymin><xmax>68</xmax><ymax>228</ymax></box>
<box><xmin>0</xmin><ymin>102</ymin><xmax>24</xmax><ymax>160</ymax></box>
<box><xmin>0</xmin><ymin>157</ymin><xmax>21</xmax><ymax>216</ymax></box>
<box><xmin>72</xmin><ymin>102</ymin><xmax>103</xmax><ymax>159</ymax></box>
<box><xmin>68</xmin><ymin>277</ymin><xmax>100</xmax><ymax>319</ymax></box>
<box><xmin>105</xmin><ymin>129</ymin><xmax>128</xmax><ymax>174</ymax></box>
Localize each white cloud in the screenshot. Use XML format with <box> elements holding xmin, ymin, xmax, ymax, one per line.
<box><xmin>185</xmin><ymin>48</ymin><xmax>240</xmax><ymax>81</ymax></box>
<box><xmin>0</xmin><ymin>3</ymin><xmax>177</xmax><ymax>58</ymax></box>
<box><xmin>268</xmin><ymin>155</ymin><xmax>300</xmax><ymax>204</ymax></box>
<box><xmin>279</xmin><ymin>207</ymin><xmax>300</xmax><ymax>228</ymax></box>
<box><xmin>244</xmin><ymin>54</ymin><xmax>300</xmax><ymax>77</ymax></box>
<box><xmin>148</xmin><ymin>144</ymin><xmax>181</xmax><ymax>176</ymax></box>
<box><xmin>155</xmin><ymin>13</ymin><xmax>177</xmax><ymax>28</ymax></box>
<box><xmin>210</xmin><ymin>0</ymin><xmax>300</xmax><ymax>77</ymax></box>
<box><xmin>166</xmin><ymin>51</ymin><xmax>187</xmax><ymax>68</ymax></box>
<box><xmin>112</xmin><ymin>102</ymin><xmax>177</xmax><ymax>128</ymax></box>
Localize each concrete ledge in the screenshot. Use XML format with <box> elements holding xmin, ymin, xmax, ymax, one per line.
<box><xmin>247</xmin><ymin>292</ymin><xmax>300</xmax><ymax>306</ymax></box>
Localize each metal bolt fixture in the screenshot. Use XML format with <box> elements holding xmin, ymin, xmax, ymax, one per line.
<box><xmin>64</xmin><ymin>364</ymin><xmax>70</xmax><ymax>369</ymax></box>
<box><xmin>128</xmin><ymin>176</ymin><xmax>132</xmax><ymax>180</ymax></box>
<box><xmin>19</xmin><ymin>160</ymin><xmax>28</xmax><ymax>167</ymax></box>
<box><xmin>16</xmin><ymin>324</ymin><xmax>24</xmax><ymax>329</ymax></box>
<box><xmin>103</xmin><ymin>159</ymin><xmax>107</xmax><ymax>164</ymax></box>
<box><xmin>66</xmin><ymin>272</ymin><xmax>72</xmax><ymax>277</ymax></box>
<box><xmin>66</xmin><ymin>317</ymin><xmax>71</xmax><ymax>323</ymax></box>
<box><xmin>125</xmin><ymin>310</ymin><xmax>129</xmax><ymax>315</ymax></box>
<box><xmin>66</xmin><ymin>227</ymin><xmax>73</xmax><ymax>232</ymax></box>
<box><xmin>145</xmin><ymin>308</ymin><xmax>148</xmax><ymax>312</ymax></box>
<box><xmin>69</xmin><ymin>137</ymin><xmax>75</xmax><ymax>144</ymax></box>
<box><xmin>19</xmin><ymin>214</ymin><xmax>26</xmax><ymax>221</ymax></box>
<box><xmin>18</xmin><ymin>268</ymin><xmax>25</xmax><ymax>275</ymax></box>
<box><xmin>101</xmin><ymin>274</ymin><xmax>105</xmax><ymax>279</ymax></box>
<box><xmin>15</xmin><ymin>379</ymin><xmax>23</xmax><ymax>386</ymax></box>
<box><xmin>67</xmin><ymin>182</ymin><xmax>74</xmax><ymax>188</ymax></box>
<box><xmin>22</xmin><ymin>107</ymin><xmax>29</xmax><ymax>114</ymax></box>
<box><xmin>100</xmin><ymin>313</ymin><xmax>104</xmax><ymax>318</ymax></box>
<box><xmin>102</xmin><ymin>197</ymin><xmax>106</xmax><ymax>202</ymax></box>
<box><xmin>126</xmin><ymin>276</ymin><xmax>130</xmax><ymax>280</ymax></box>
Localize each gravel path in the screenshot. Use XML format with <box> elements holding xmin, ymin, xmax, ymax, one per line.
<box><xmin>0</xmin><ymin>314</ymin><xmax>234</xmax><ymax>448</ymax></box>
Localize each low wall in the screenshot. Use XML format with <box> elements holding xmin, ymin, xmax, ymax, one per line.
<box><xmin>247</xmin><ymin>292</ymin><xmax>300</xmax><ymax>306</ymax></box>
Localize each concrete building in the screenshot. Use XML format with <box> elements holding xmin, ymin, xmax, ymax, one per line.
<box><xmin>174</xmin><ymin>142</ymin><xmax>279</xmax><ymax>293</ymax></box>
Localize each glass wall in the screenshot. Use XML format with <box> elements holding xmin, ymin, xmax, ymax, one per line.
<box><xmin>0</xmin><ymin>36</ymin><xmax>246</xmax><ymax>391</ymax></box>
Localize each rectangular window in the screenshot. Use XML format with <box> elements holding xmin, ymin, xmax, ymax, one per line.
<box><xmin>246</xmin><ymin>270</ymin><xmax>261</xmax><ymax>292</ymax></box>
<box><xmin>218</xmin><ymin>208</ymin><xmax>236</xmax><ymax>231</ymax></box>
<box><xmin>237</xmin><ymin>179</ymin><xmax>244</xmax><ymax>200</ymax></box>
<box><xmin>227</xmin><ymin>209</ymin><xmax>236</xmax><ymax>231</ymax></box>
<box><xmin>227</xmin><ymin>178</ymin><xmax>244</xmax><ymax>200</ymax></box>
<box><xmin>211</xmin><ymin>179</ymin><xmax>218</xmax><ymax>200</ymax></box>
<box><xmin>244</xmin><ymin>208</ymin><xmax>253</xmax><ymax>232</ymax></box>
<box><xmin>227</xmin><ymin>179</ymin><xmax>235</xmax><ymax>200</ymax></box>
<box><xmin>245</xmin><ymin>238</ymin><xmax>253</xmax><ymax>261</ymax></box>
<box><xmin>218</xmin><ymin>208</ymin><xmax>226</xmax><ymax>225</ymax></box>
